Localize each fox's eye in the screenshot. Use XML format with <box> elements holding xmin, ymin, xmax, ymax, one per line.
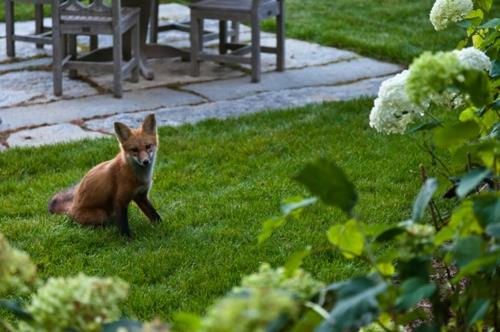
<box><xmin>131</xmin><ymin>148</ymin><xmax>139</xmax><ymax>153</ymax></box>
<box><xmin>145</xmin><ymin>144</ymin><xmax>152</xmax><ymax>150</ymax></box>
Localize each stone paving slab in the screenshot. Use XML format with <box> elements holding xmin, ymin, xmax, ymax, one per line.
<box><xmin>0</xmin><ymin>70</ymin><xmax>98</xmax><ymax>109</ymax></box>
<box><xmin>184</xmin><ymin>58</ymin><xmax>402</xmax><ymax>101</ymax></box>
<box><xmin>0</xmin><ymin>57</ymin><xmax>52</xmax><ymax>74</ymax></box>
<box><xmin>88</xmin><ymin>58</ymin><xmax>244</xmax><ymax>92</ymax></box>
<box><xmin>7</xmin><ymin>123</ymin><xmax>106</xmax><ymax>148</ymax></box>
<box><xmin>0</xmin><ymin>87</ymin><xmax>203</xmax><ymax>131</ymax></box>
<box><xmin>0</xmin><ymin>41</ymin><xmax>51</xmax><ymax>63</ymax></box>
<box><xmin>85</xmin><ymin>76</ymin><xmax>388</xmax><ymax>133</ymax></box>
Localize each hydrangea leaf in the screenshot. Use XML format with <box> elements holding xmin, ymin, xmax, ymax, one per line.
<box><xmin>281</xmin><ymin>196</ymin><xmax>318</xmax><ymax>217</ymax></box>
<box><xmin>434</xmin><ymin>121</ymin><xmax>480</xmax><ymax>151</ymax></box>
<box><xmin>327</xmin><ymin>219</ymin><xmax>364</xmax><ymax>259</ymax></box>
<box><xmin>412</xmin><ymin>178</ymin><xmax>438</xmax><ymax>223</ymax></box>
<box><xmin>294</xmin><ymin>159</ymin><xmax>357</xmax><ymax>215</ymax></box>
<box><xmin>316</xmin><ymin>277</ymin><xmax>387</xmax><ymax>332</ymax></box>
<box><xmin>396</xmin><ymin>278</ymin><xmax>437</xmax><ymax>310</ymax></box>
<box><xmin>467</xmin><ymin>299</ymin><xmax>490</xmax><ymax>327</ymax></box>
<box><xmin>258</xmin><ymin>216</ymin><xmax>286</xmax><ymax>244</ymax></box>
<box><xmin>473</xmin><ymin>193</ymin><xmax>500</xmax><ymax>227</ymax></box>
<box><xmin>284</xmin><ymin>246</ymin><xmax>312</xmax><ymax>278</ymax></box>
<box><xmin>456</xmin><ymin>168</ymin><xmax>490</xmax><ymax>198</ymax></box>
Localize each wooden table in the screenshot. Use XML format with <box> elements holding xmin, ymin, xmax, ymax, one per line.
<box><xmin>81</xmin><ymin>0</ymin><xmax>190</xmax><ymax>80</ymax></box>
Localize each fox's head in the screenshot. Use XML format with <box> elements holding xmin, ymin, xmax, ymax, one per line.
<box><xmin>114</xmin><ymin>114</ymin><xmax>158</xmax><ymax>168</ymax></box>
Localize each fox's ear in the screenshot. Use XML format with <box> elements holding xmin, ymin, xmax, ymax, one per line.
<box><xmin>114</xmin><ymin>122</ymin><xmax>132</xmax><ymax>143</ymax></box>
<box><xmin>142</xmin><ymin>114</ymin><xmax>156</xmax><ymax>135</ymax></box>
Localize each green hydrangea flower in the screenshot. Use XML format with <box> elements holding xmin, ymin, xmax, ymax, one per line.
<box><xmin>406</xmin><ymin>51</ymin><xmax>463</xmax><ymax>106</ymax></box>
<box><xmin>202</xmin><ymin>288</ymin><xmax>298</xmax><ymax>332</ymax></box>
<box><xmin>238</xmin><ymin>263</ymin><xmax>324</xmax><ymax>301</ymax></box>
<box><xmin>0</xmin><ymin>232</ymin><xmax>38</xmax><ymax>298</ymax></box>
<box><xmin>201</xmin><ymin>263</ymin><xmax>323</xmax><ymax>332</ymax></box>
<box><xmin>22</xmin><ymin>273</ymin><xmax>129</xmax><ymax>332</ymax></box>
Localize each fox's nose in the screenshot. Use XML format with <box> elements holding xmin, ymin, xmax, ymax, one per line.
<box><xmin>142</xmin><ymin>159</ymin><xmax>150</xmax><ymax>166</ymax></box>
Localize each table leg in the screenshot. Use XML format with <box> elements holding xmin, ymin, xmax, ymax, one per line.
<box><xmin>123</xmin><ymin>0</ymin><xmax>155</xmax><ymax>80</ymax></box>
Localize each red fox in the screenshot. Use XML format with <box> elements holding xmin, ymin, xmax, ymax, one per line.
<box><xmin>48</xmin><ymin>114</ymin><xmax>161</xmax><ymax>237</ymax></box>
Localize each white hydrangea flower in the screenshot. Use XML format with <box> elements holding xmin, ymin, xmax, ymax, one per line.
<box><xmin>369</xmin><ymin>71</ymin><xmax>423</xmax><ymax>135</ymax></box>
<box><xmin>430</xmin><ymin>0</ymin><xmax>473</xmax><ymax>31</ymax></box>
<box><xmin>453</xmin><ymin>47</ymin><xmax>492</xmax><ymax>72</ymax></box>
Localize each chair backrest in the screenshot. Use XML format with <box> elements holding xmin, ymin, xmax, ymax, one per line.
<box><xmin>55</xmin><ymin>0</ymin><xmax>120</xmax><ymax>19</ymax></box>
<box><xmin>252</xmin><ymin>0</ymin><xmax>261</xmax><ymax>10</ymax></box>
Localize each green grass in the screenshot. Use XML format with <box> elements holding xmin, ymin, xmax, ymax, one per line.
<box><xmin>0</xmin><ymin>99</ymin><xmax>429</xmax><ymax>320</ymax></box>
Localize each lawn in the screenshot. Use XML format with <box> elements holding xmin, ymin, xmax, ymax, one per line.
<box><xmin>0</xmin><ymin>99</ymin><xmax>429</xmax><ymax>320</ymax></box>
<box><xmin>3</xmin><ymin>0</ymin><xmax>498</xmax><ymax>64</ymax></box>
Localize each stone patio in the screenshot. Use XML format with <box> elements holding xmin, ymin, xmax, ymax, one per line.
<box><xmin>0</xmin><ymin>4</ymin><xmax>402</xmax><ymax>150</ymax></box>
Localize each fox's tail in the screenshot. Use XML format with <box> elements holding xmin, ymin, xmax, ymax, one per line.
<box><xmin>48</xmin><ymin>185</ymin><xmax>77</xmax><ymax>215</ymax></box>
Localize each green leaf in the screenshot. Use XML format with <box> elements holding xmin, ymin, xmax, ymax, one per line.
<box><xmin>453</xmin><ymin>253</ymin><xmax>499</xmax><ymax>281</ymax></box>
<box><xmin>258</xmin><ymin>216</ymin><xmax>285</xmax><ymax>244</ymax></box>
<box><xmin>406</xmin><ymin>120</ymin><xmax>441</xmax><ymax>134</ymax></box>
<box><xmin>412</xmin><ymin>178</ymin><xmax>438</xmax><ymax>223</ymax></box>
<box><xmin>281</xmin><ymin>196</ymin><xmax>318</xmax><ymax>216</ymax></box>
<box><xmin>490</xmin><ymin>60</ymin><xmax>500</xmax><ymax>78</ymax></box>
<box><xmin>396</xmin><ymin>278</ymin><xmax>436</xmax><ymax>310</ymax></box>
<box><xmin>327</xmin><ymin>219</ymin><xmax>364</xmax><ymax>259</ymax></box>
<box><xmin>434</xmin><ymin>121</ymin><xmax>480</xmax><ymax>151</ymax></box>
<box><xmin>473</xmin><ymin>194</ymin><xmax>500</xmax><ymax>227</ymax></box>
<box><xmin>102</xmin><ymin>320</ymin><xmax>143</xmax><ymax>332</ymax></box>
<box><xmin>456</xmin><ymin>168</ymin><xmax>490</xmax><ymax>198</ymax></box>
<box><xmin>376</xmin><ymin>262</ymin><xmax>395</xmax><ymax>276</ymax></box>
<box><xmin>480</xmin><ymin>18</ymin><xmax>500</xmax><ymax>28</ymax></box>
<box><xmin>486</xmin><ymin>223</ymin><xmax>500</xmax><ymax>238</ymax></box>
<box><xmin>452</xmin><ymin>235</ymin><xmax>483</xmax><ymax>268</ymax></box>
<box><xmin>476</xmin><ymin>0</ymin><xmax>492</xmax><ymax>12</ymax></box>
<box><xmin>455</xmin><ymin>69</ymin><xmax>491</xmax><ymax>106</ymax></box>
<box><xmin>316</xmin><ymin>277</ymin><xmax>387</xmax><ymax>332</ymax></box>
<box><xmin>467</xmin><ymin>299</ymin><xmax>490</xmax><ymax>328</ymax></box>
<box><xmin>284</xmin><ymin>246</ymin><xmax>311</xmax><ymax>277</ymax></box>
<box><xmin>172</xmin><ymin>312</ymin><xmax>203</xmax><ymax>332</ymax></box>
<box><xmin>375</xmin><ymin>226</ymin><xmax>405</xmax><ymax>242</ymax></box>
<box><xmin>266</xmin><ymin>313</ymin><xmax>291</xmax><ymax>332</ymax></box>
<box><xmin>294</xmin><ymin>159</ymin><xmax>357</xmax><ymax>215</ymax></box>
<box><xmin>290</xmin><ymin>309</ymin><xmax>323</xmax><ymax>332</ymax></box>
<box><xmin>0</xmin><ymin>299</ymin><xmax>33</xmax><ymax>321</ymax></box>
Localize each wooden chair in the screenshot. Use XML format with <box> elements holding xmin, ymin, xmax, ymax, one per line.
<box><xmin>4</xmin><ymin>0</ymin><xmax>52</xmax><ymax>57</ymax></box>
<box><xmin>148</xmin><ymin>0</ymin><xmax>240</xmax><ymax>45</ymax></box>
<box><xmin>190</xmin><ymin>0</ymin><xmax>285</xmax><ymax>83</ymax></box>
<box><xmin>51</xmin><ymin>0</ymin><xmax>141</xmax><ymax>98</ymax></box>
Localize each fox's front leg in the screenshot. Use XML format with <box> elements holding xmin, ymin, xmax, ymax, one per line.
<box><xmin>115</xmin><ymin>205</ymin><xmax>132</xmax><ymax>238</ymax></box>
<box><xmin>134</xmin><ymin>194</ymin><xmax>162</xmax><ymax>223</ymax></box>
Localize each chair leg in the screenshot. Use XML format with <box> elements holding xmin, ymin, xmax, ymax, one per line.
<box><xmin>276</xmin><ymin>0</ymin><xmax>285</xmax><ymax>72</ymax></box>
<box><xmin>5</xmin><ymin>0</ymin><xmax>15</xmax><ymax>57</ymax></box>
<box><xmin>68</xmin><ymin>35</ymin><xmax>78</xmax><ymax>79</ymax></box>
<box><xmin>230</xmin><ymin>21</ymin><xmax>240</xmax><ymax>43</ymax></box>
<box><xmin>190</xmin><ymin>15</ymin><xmax>201</xmax><ymax>77</ymax></box>
<box><xmin>52</xmin><ymin>32</ymin><xmax>63</xmax><ymax>97</ymax></box>
<box><xmin>149</xmin><ymin>0</ymin><xmax>159</xmax><ymax>43</ymax></box>
<box><xmin>90</xmin><ymin>36</ymin><xmax>99</xmax><ymax>51</ymax></box>
<box><xmin>219</xmin><ymin>20</ymin><xmax>228</xmax><ymax>55</ymax></box>
<box><xmin>113</xmin><ymin>31</ymin><xmax>123</xmax><ymax>98</ymax></box>
<box><xmin>251</xmin><ymin>16</ymin><xmax>261</xmax><ymax>83</ymax></box>
<box><xmin>130</xmin><ymin>24</ymin><xmax>140</xmax><ymax>83</ymax></box>
<box><xmin>35</xmin><ymin>4</ymin><xmax>44</xmax><ymax>49</ymax></box>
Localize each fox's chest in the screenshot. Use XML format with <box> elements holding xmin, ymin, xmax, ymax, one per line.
<box><xmin>134</xmin><ymin>183</ymin><xmax>150</xmax><ymax>196</ymax></box>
